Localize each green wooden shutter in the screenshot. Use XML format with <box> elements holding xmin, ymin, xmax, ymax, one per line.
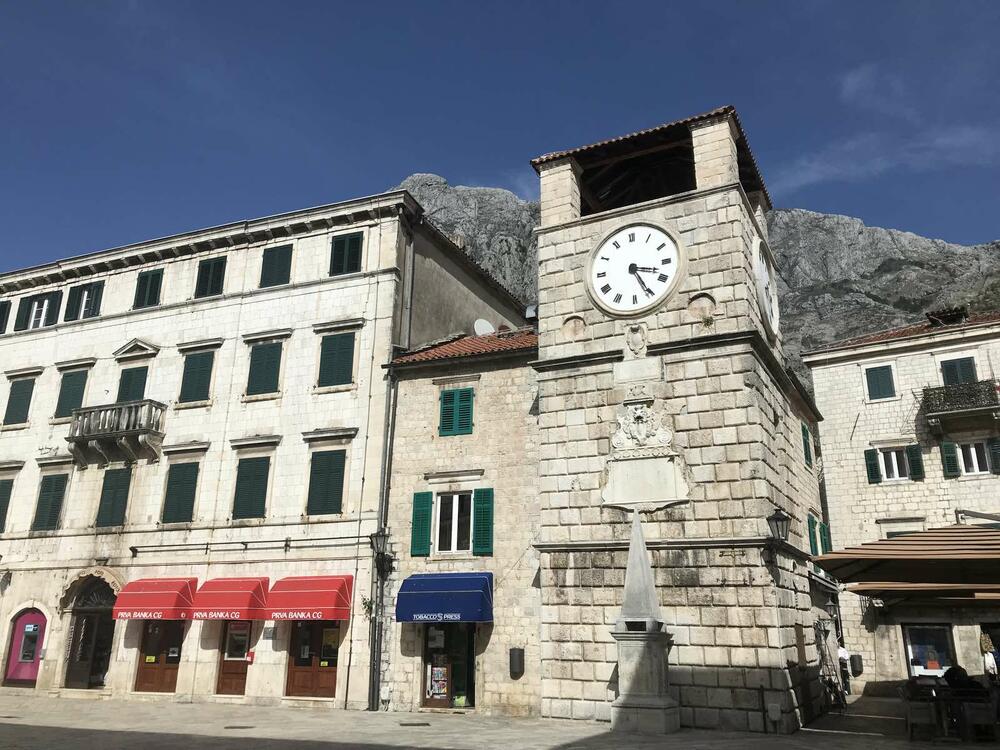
<box><xmin>179</xmin><ymin>351</ymin><xmax>215</xmax><ymax>403</ymax></box>
<box><xmin>801</xmin><ymin>423</ymin><xmax>813</xmax><ymax>467</ymax></box>
<box><xmin>819</xmin><ymin>521</ymin><xmax>832</xmax><ymax>554</ymax></box>
<box><xmin>807</xmin><ymin>515</ymin><xmax>818</xmax><ymax>556</ymax></box>
<box><xmin>957</xmin><ymin>357</ymin><xmax>977</xmax><ymax>384</ymax></box>
<box><xmin>941</xmin><ymin>360</ymin><xmax>961</xmax><ymax>386</ymax></box>
<box><xmin>260</xmin><ymin>245</ymin><xmax>292</xmax><ymax>288</ymax></box>
<box><xmin>330</xmin><ymin>233</ymin><xmax>363</xmax><ymax>276</ymax></box>
<box><xmin>865</xmin><ymin>366</ymin><xmax>895</xmax><ymax>400</ymax></box>
<box><xmin>43</xmin><ymin>291</ymin><xmax>62</xmax><ymax>327</ymax></box>
<box><xmin>411</xmin><ymin>492</ymin><xmax>433</xmax><ymax>556</ymax></box>
<box><xmin>0</xmin><ymin>300</ymin><xmax>10</xmax><ymax>334</ymax></box>
<box><xmin>455</xmin><ymin>389</ymin><xmax>474</xmax><ymax>435</ymax></box>
<box><xmin>472</xmin><ymin>488</ymin><xmax>494</xmax><ymax>556</ymax></box>
<box><xmin>246</xmin><ymin>342</ymin><xmax>282</xmax><ymax>395</ymax></box>
<box><xmin>3</xmin><ymin>378</ymin><xmax>35</xmax><ymax>425</ymax></box>
<box><xmin>906</xmin><ymin>444</ymin><xmax>926</xmax><ymax>481</ymax></box>
<box><xmin>196</xmin><ymin>257</ymin><xmax>226</xmax><ymax>298</ymax></box>
<box><xmin>439</xmin><ymin>390</ymin><xmax>457</xmax><ymax>436</ymax></box>
<box><xmin>32</xmin><ymin>474</ymin><xmax>67</xmax><ymax>531</ymax></box>
<box><xmin>117</xmin><ymin>366</ymin><xmax>148</xmax><ymax>403</ymax></box>
<box><xmin>85</xmin><ymin>281</ymin><xmax>104</xmax><ymax>318</ymax></box>
<box><xmin>134</xmin><ymin>269</ymin><xmax>163</xmax><ymax>309</ymax></box>
<box><xmin>233</xmin><ymin>456</ymin><xmax>270</xmax><ymax>519</ymax></box>
<box><xmin>307</xmin><ymin>450</ymin><xmax>346</xmax><ymax>515</ymax></box>
<box><xmin>318</xmin><ymin>333</ymin><xmax>355</xmax><ymax>387</ymax></box>
<box><xmin>54</xmin><ymin>370</ymin><xmax>88</xmax><ymax>418</ymax></box>
<box><xmin>96</xmin><ymin>468</ymin><xmax>132</xmax><ymax>527</ymax></box>
<box><xmin>864</xmin><ymin>448</ymin><xmax>882</xmax><ymax>484</ymax></box>
<box><xmin>13</xmin><ymin>298</ymin><xmax>31</xmax><ymax>331</ymax></box>
<box><xmin>0</xmin><ymin>478</ymin><xmax>12</xmax><ymax>533</ymax></box>
<box><xmin>988</xmin><ymin>438</ymin><xmax>1000</xmax><ymax>475</ymax></box>
<box><xmin>65</xmin><ymin>285</ymin><xmax>84</xmax><ymax>321</ymax></box>
<box><xmin>941</xmin><ymin>442</ymin><xmax>961</xmax><ymax>479</ymax></box>
<box><xmin>162</xmin><ymin>462</ymin><xmax>199</xmax><ymax>523</ymax></box>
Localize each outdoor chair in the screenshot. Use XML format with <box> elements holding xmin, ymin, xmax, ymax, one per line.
<box><xmin>958</xmin><ymin>691</ymin><xmax>999</xmax><ymax>741</ymax></box>
<box><xmin>898</xmin><ymin>686</ymin><xmax>938</xmax><ymax>741</ymax></box>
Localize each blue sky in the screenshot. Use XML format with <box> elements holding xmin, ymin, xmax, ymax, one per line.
<box><xmin>1</xmin><ymin>1</ymin><xmax>997</xmax><ymax>272</ymax></box>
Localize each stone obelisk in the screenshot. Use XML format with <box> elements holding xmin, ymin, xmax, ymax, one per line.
<box><xmin>610</xmin><ymin>510</ymin><xmax>680</xmax><ymax>734</ymax></box>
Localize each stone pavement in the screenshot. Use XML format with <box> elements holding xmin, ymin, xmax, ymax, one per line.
<box><xmin>0</xmin><ymin>693</ymin><xmax>912</xmax><ymax>749</ymax></box>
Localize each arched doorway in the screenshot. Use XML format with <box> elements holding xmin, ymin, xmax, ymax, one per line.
<box><xmin>64</xmin><ymin>578</ymin><xmax>117</xmax><ymax>689</ymax></box>
<box><xmin>3</xmin><ymin>609</ymin><xmax>46</xmax><ymax>687</ymax></box>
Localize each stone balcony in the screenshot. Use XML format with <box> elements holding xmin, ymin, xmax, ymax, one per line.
<box><xmin>922</xmin><ymin>379</ymin><xmax>1000</xmax><ymax>436</ymax></box>
<box><xmin>66</xmin><ymin>400</ymin><xmax>166</xmax><ymax>468</ymax></box>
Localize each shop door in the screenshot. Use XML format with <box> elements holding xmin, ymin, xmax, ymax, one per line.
<box><xmin>422</xmin><ymin>623</ymin><xmax>475</xmax><ymax>709</ymax></box>
<box><xmin>134</xmin><ymin>621</ymin><xmax>184</xmax><ymax>693</ymax></box>
<box><xmin>216</xmin><ymin>621</ymin><xmax>251</xmax><ymax>695</ymax></box>
<box><xmin>286</xmin><ymin>621</ymin><xmax>338</xmax><ymax>698</ymax></box>
<box><xmin>65</xmin><ymin>611</ymin><xmax>116</xmax><ymax>689</ymax></box>
<box><xmin>3</xmin><ymin>610</ymin><xmax>46</xmax><ymax>686</ymax></box>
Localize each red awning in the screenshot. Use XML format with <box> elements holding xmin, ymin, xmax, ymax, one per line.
<box><xmin>190</xmin><ymin>577</ymin><xmax>269</xmax><ymax>620</ymax></box>
<box><xmin>260</xmin><ymin>576</ymin><xmax>354</xmax><ymax>621</ymax></box>
<box><xmin>113</xmin><ymin>578</ymin><xmax>197</xmax><ymax>620</ymax></box>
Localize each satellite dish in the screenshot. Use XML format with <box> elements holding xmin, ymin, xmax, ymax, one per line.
<box><xmin>473</xmin><ymin>319</ymin><xmax>496</xmax><ymax>336</ymax></box>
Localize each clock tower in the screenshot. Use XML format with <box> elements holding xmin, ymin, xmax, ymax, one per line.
<box><xmin>530</xmin><ymin>107</ymin><xmax>826</xmax><ymax>733</ymax></box>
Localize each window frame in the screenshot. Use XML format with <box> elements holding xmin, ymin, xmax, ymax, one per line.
<box><xmin>53</xmin><ymin>368</ymin><xmax>89</xmax><ymax>420</ymax></box>
<box><xmin>902</xmin><ymin>623</ymin><xmax>957</xmax><ymax>678</ymax></box>
<box><xmin>194</xmin><ymin>256</ymin><xmax>227</xmax><ymax>299</ymax></box>
<box><xmin>958</xmin><ymin>440</ymin><xmax>991</xmax><ymax>476</ymax></box>
<box><xmin>259</xmin><ymin>244</ymin><xmax>293</xmax><ymax>289</ymax></box>
<box><xmin>133</xmin><ymin>268</ymin><xmax>164</xmax><ymax>310</ymax></box>
<box><xmin>28</xmin><ymin>297</ymin><xmax>49</xmax><ymax>330</ymax></box>
<box><xmin>3</xmin><ymin>377</ymin><xmax>36</xmax><ymax>426</ymax></box>
<box><xmin>329</xmin><ymin>231</ymin><xmax>364</xmax><ymax>277</ymax></box>
<box><xmin>245</xmin><ymin>340</ymin><xmax>284</xmax><ymax>397</ymax></box>
<box><xmin>934</xmin><ymin>349</ymin><xmax>981</xmax><ymax>386</ymax></box>
<box><xmin>433</xmin><ymin>491</ymin><xmax>475</xmax><ymax>555</ymax></box>
<box><xmin>862</xmin><ymin>361</ymin><xmax>899</xmax><ymax>403</ymax></box>
<box><xmin>879</xmin><ymin>446</ymin><xmax>910</xmax><ymax>481</ymax></box>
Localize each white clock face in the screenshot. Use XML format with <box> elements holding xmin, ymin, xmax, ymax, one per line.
<box><xmin>754</xmin><ymin>237</ymin><xmax>780</xmax><ymax>341</ymax></box>
<box><xmin>587</xmin><ymin>224</ymin><xmax>682</xmax><ymax>316</ymax></box>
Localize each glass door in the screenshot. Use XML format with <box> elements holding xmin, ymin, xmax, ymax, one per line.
<box><xmin>285</xmin><ymin>621</ymin><xmax>338</xmax><ymax>698</ymax></box>
<box><xmin>135</xmin><ymin>621</ymin><xmax>184</xmax><ymax>693</ymax></box>
<box><xmin>216</xmin><ymin>621</ymin><xmax>251</xmax><ymax>695</ymax></box>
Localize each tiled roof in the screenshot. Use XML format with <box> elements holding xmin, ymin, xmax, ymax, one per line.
<box><xmin>390</xmin><ymin>329</ymin><xmax>538</xmax><ymax>366</ymax></box>
<box><xmin>806</xmin><ymin>310</ymin><xmax>1000</xmax><ymax>355</ymax></box>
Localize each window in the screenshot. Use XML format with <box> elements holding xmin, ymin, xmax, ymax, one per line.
<box><xmin>14</xmin><ymin>291</ymin><xmax>62</xmax><ymax>331</ymax></box>
<box><xmin>260</xmin><ymin>245</ymin><xmax>292</xmax><ymax>288</ymax></box>
<box><xmin>0</xmin><ymin>300</ymin><xmax>10</xmax><ymax>334</ymax></box>
<box><xmin>411</xmin><ymin>488</ymin><xmax>493</xmax><ymax>557</ymax></box>
<box><xmin>439</xmin><ymin>388</ymin><xmax>474</xmax><ymax>436</ymax></box>
<box><xmin>0</xmin><ymin>478</ymin><xmax>12</xmax><ymax>533</ymax></box>
<box><xmin>317</xmin><ymin>332</ymin><xmax>355</xmax><ymax>387</ymax></box>
<box><xmin>246</xmin><ymin>342</ymin><xmax>282</xmax><ymax>396</ymax></box>
<box><xmin>306</xmin><ymin>450</ymin><xmax>346</xmax><ymax>515</ymax></box>
<box><xmin>116</xmin><ymin>366</ymin><xmax>148</xmax><ymax>403</ymax></box>
<box><xmin>195</xmin><ymin>257</ymin><xmax>226</xmax><ymax>298</ymax></box>
<box><xmin>134</xmin><ymin>269</ymin><xmax>163</xmax><ymax>309</ymax></box>
<box><xmin>864</xmin><ymin>364</ymin><xmax>896</xmax><ymax>401</ymax></box>
<box><xmin>329</xmin><ymin>232</ymin><xmax>362</xmax><ymax>276</ymax></box>
<box><xmin>233</xmin><ymin>456</ymin><xmax>270</xmax><ymax>519</ymax></box>
<box><xmin>801</xmin><ymin>422</ymin><xmax>813</xmax><ymax>468</ymax></box>
<box><xmin>3</xmin><ymin>378</ymin><xmax>35</xmax><ymax>425</ymax></box>
<box><xmin>941</xmin><ymin>440</ymin><xmax>999</xmax><ymax>478</ymax></box>
<box><xmin>54</xmin><ymin>370</ymin><xmax>88</xmax><ymax>419</ymax></box>
<box><xmin>32</xmin><ymin>474</ymin><xmax>68</xmax><ymax>531</ymax></box>
<box><xmin>941</xmin><ymin>356</ymin><xmax>977</xmax><ymax>386</ymax></box>
<box><xmin>178</xmin><ymin>351</ymin><xmax>215</xmax><ymax>403</ymax></box>
<box><xmin>903</xmin><ymin>624</ymin><xmax>956</xmax><ymax>677</ymax></box>
<box><xmin>162</xmin><ymin>462</ymin><xmax>199</xmax><ymax>523</ymax></box>
<box><xmin>64</xmin><ymin>281</ymin><xmax>104</xmax><ymax>322</ymax></box>
<box><xmin>95</xmin><ymin>467</ymin><xmax>132</xmax><ymax>527</ymax></box>
<box><xmin>865</xmin><ymin>445</ymin><xmax>925</xmax><ymax>483</ymax></box>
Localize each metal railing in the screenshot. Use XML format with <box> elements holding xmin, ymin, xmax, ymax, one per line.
<box><xmin>922</xmin><ymin>379</ymin><xmax>1000</xmax><ymax>415</ymax></box>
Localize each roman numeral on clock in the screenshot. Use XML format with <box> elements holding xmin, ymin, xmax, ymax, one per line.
<box><xmin>661</xmin><ymin>258</ymin><xmax>672</xmax><ymax>265</ymax></box>
<box><xmin>613</xmin><ymin>293</ymin><xmax>622</xmax><ymax>303</ymax></box>
<box><xmin>628</xmin><ymin>233</ymin><xmax>635</xmax><ymax>242</ymax></box>
<box><xmin>601</xmin><ymin>283</ymin><xmax>612</xmax><ymax>294</ymax></box>
<box><xmin>612</xmin><ymin>241</ymin><xmax>620</xmax><ymax>249</ymax></box>
<box><xmin>632</xmin><ymin>294</ymin><xmax>638</xmax><ymax>304</ymax></box>
<box><xmin>658</xmin><ymin>274</ymin><xmax>669</xmax><ymax>282</ymax></box>
<box><xmin>596</xmin><ymin>271</ymin><xmax>606</xmax><ymax>278</ymax></box>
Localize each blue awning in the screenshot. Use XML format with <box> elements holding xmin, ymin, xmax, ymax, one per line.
<box><xmin>395</xmin><ymin>572</ymin><xmax>494</xmax><ymax>623</ymax></box>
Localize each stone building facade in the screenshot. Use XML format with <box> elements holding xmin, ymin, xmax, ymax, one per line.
<box><xmin>530</xmin><ymin>107</ymin><xmax>829</xmax><ymax>732</ymax></box>
<box><xmin>804</xmin><ymin>308</ymin><xmax>1000</xmax><ymax>693</ymax></box>
<box><xmin>378</xmin><ymin>330</ymin><xmax>541</xmax><ymax>715</ymax></box>
<box><xmin>0</xmin><ymin>191</ymin><xmax>524</xmax><ymax>706</ymax></box>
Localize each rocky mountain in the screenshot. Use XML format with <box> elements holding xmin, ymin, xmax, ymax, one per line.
<box><xmin>396</xmin><ymin>174</ymin><xmax>1000</xmax><ymax>379</ymax></box>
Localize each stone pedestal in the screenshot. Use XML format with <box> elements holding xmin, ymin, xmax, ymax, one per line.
<box><xmin>611</xmin><ymin>623</ymin><xmax>680</xmax><ymax>734</ymax></box>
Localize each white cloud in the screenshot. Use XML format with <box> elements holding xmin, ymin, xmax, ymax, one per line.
<box><xmin>771</xmin><ymin>125</ymin><xmax>1000</xmax><ymax>193</ymax></box>
<box><xmin>838</xmin><ymin>63</ymin><xmax>920</xmax><ymax>124</ymax></box>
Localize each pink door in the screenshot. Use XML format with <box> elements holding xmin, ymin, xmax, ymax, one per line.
<box><xmin>4</xmin><ymin>610</ymin><xmax>46</xmax><ymax>686</ymax></box>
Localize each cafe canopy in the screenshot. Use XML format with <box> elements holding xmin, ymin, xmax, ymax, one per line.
<box><xmin>813</xmin><ymin>524</ymin><xmax>1000</xmax><ymax>602</ymax></box>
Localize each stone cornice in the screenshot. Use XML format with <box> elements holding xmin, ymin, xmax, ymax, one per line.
<box><xmin>162</xmin><ymin>441</ymin><xmax>211</xmax><ymax>455</ymax></box>
<box><xmin>530</xmin><ymin>348</ymin><xmax>624</xmax><ymax>373</ymax></box>
<box><xmin>534</xmin><ymin>535</ymin><xmax>810</xmax><ymax>562</ymax></box>
<box><xmin>312</xmin><ymin>318</ymin><xmax>365</xmax><ymax>335</ymax></box>
<box><xmin>230</xmin><ymin>435</ymin><xmax>282</xmax><ymax>450</ymax></box>
<box><xmin>0</xmin><ymin>191</ymin><xmax>418</xmax><ymax>294</ymax></box>
<box><xmin>301</xmin><ymin>427</ymin><xmax>358</xmax><ymax>443</ymax></box>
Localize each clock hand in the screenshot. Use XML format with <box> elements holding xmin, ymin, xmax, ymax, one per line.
<box><xmin>631</xmin><ymin>270</ymin><xmax>655</xmax><ymax>297</ymax></box>
<box><xmin>633</xmin><ymin>266</ymin><xmax>659</xmax><ymax>273</ymax></box>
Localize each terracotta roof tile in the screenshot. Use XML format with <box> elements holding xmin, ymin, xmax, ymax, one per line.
<box><xmin>391</xmin><ymin>329</ymin><xmax>538</xmax><ymax>366</ymax></box>
<box><xmin>807</xmin><ymin>310</ymin><xmax>1000</xmax><ymax>355</ymax></box>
